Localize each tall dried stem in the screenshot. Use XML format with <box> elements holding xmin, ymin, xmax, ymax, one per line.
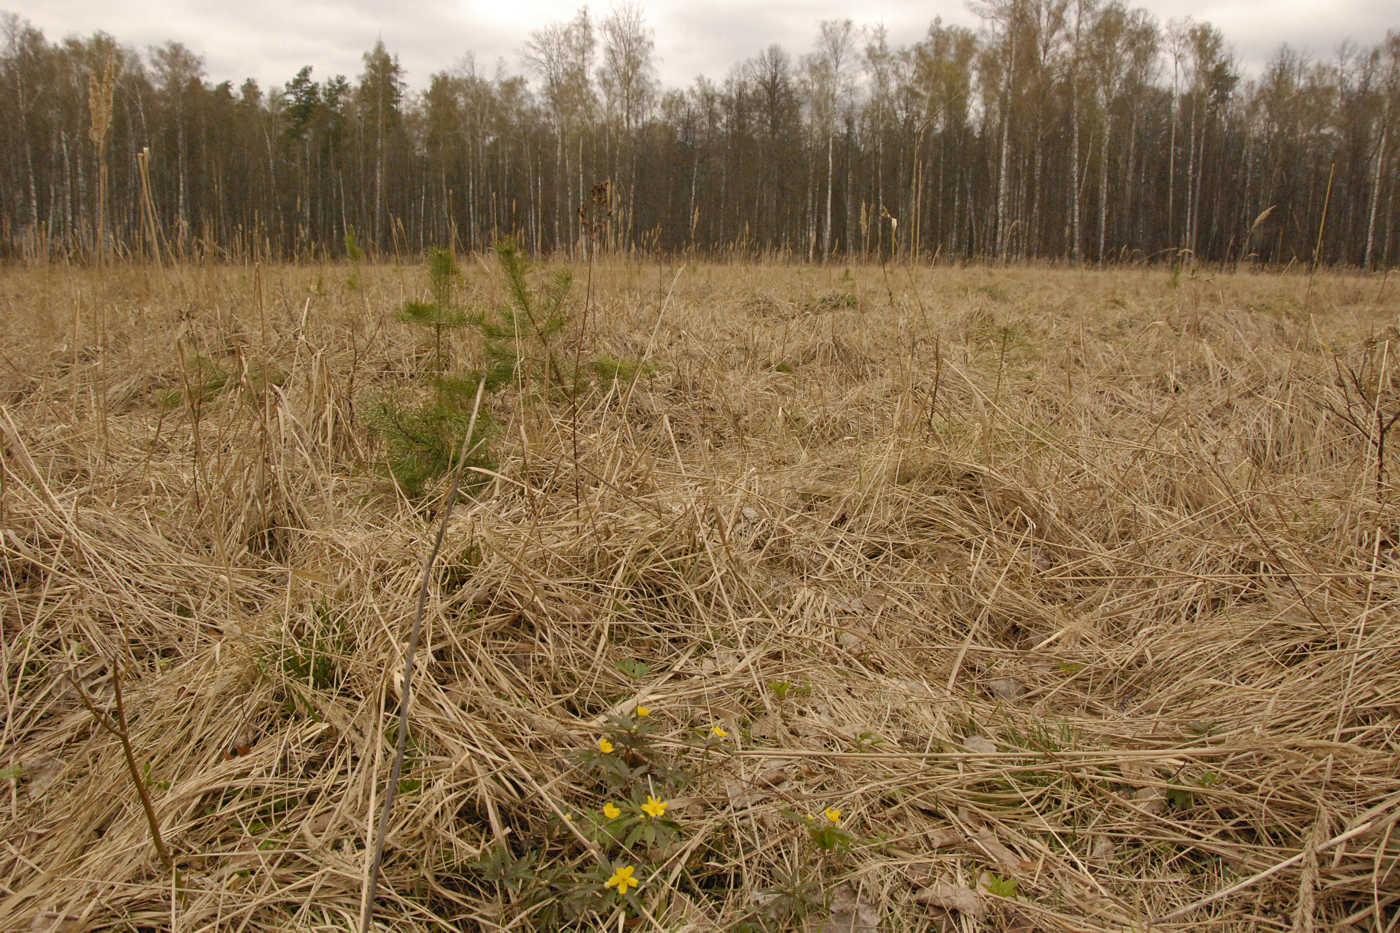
<box><xmin>87</xmin><ymin>52</ymin><xmax>116</xmax><ymax>266</ymax></box>
<box><xmin>66</xmin><ymin>658</ymin><xmax>175</xmax><ymax>878</ymax></box>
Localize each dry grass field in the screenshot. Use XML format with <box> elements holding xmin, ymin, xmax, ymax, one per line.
<box><xmin>1</xmin><ymin>258</ymin><xmax>1397</xmax><ymax>931</ymax></box>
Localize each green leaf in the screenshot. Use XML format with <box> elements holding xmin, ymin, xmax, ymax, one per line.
<box><xmin>615</xmin><ymin>658</ymin><xmax>651</xmax><ymax>679</ymax></box>
<box><xmin>983</xmin><ymin>873</ymin><xmax>1019</xmax><ymax>897</ymax></box>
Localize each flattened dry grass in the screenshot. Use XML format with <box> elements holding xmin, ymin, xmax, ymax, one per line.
<box><xmin>1</xmin><ymin>260</ymin><xmax>1397</xmax><ymax>931</ymax></box>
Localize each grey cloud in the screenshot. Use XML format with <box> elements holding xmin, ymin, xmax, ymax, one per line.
<box><xmin>7</xmin><ymin>0</ymin><xmax>1394</xmax><ymax>95</ymax></box>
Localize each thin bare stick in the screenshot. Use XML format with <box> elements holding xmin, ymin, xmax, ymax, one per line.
<box><xmin>66</xmin><ymin>659</ymin><xmax>175</xmax><ymax>878</ymax></box>
<box><xmin>359</xmin><ymin>376</ymin><xmax>487</xmax><ymax>933</ymax></box>
<box><xmin>1150</xmin><ymin>816</ymin><xmax>1378</xmax><ymax>925</ymax></box>
<box><xmin>1303</xmin><ymin>161</ymin><xmax>1335</xmax><ymax>312</ymax></box>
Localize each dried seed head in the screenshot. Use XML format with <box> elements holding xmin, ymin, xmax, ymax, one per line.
<box><xmin>88</xmin><ymin>53</ymin><xmax>117</xmax><ymax>148</ymax></box>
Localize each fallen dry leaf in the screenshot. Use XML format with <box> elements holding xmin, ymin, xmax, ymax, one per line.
<box><xmin>962</xmin><ymin>735</ymin><xmax>997</xmax><ymax>754</ymax></box>
<box><xmin>1132</xmin><ymin>786</ymin><xmax>1166</xmax><ymax>816</ymax></box>
<box><xmin>926</xmin><ymin>826</ymin><xmax>963</xmax><ymax>848</ymax></box>
<box><xmin>1091</xmin><ymin>835</ymin><xmax>1116</xmax><ymax>861</ymax></box>
<box><xmin>24</xmin><ymin>756</ymin><xmax>65</xmax><ymax>802</ymax></box>
<box><xmin>749</xmin><ymin>712</ymin><xmax>790</xmax><ymax>741</ymax></box>
<box><xmin>821</xmin><ymin>882</ymin><xmax>881</xmax><ymax>933</ymax></box>
<box><xmin>914</xmin><ymin>880</ymin><xmax>983</xmax><ymax>919</ymax></box>
<box><xmin>751</xmin><ymin>759</ymin><xmax>796</xmax><ymax>785</ymax></box>
<box><xmin>970</xmin><ymin>826</ymin><xmax>1024</xmax><ymax>874</ymax></box>
<box><xmin>988</xmin><ymin>677</ymin><xmax>1025</xmax><ymax>701</ymax></box>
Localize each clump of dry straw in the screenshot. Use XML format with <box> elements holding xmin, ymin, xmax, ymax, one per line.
<box><xmin>0</xmin><ymin>260</ymin><xmax>1396</xmax><ymax>930</ymax></box>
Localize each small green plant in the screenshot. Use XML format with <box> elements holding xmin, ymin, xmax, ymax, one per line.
<box><xmin>614</xmin><ymin>658</ymin><xmax>651</xmax><ymax>679</ymax></box>
<box><xmin>745</xmin><ymin>866</ymin><xmax>826</xmax><ymax>930</ymax></box>
<box><xmin>373</xmin><ymin>373</ymin><xmax>495</xmax><ymax>499</ymax></box>
<box><xmin>159</xmin><ymin>352</ymin><xmax>229</xmax><ymax>409</ymax></box>
<box><xmin>580</xmin><ymin>707</ymin><xmax>695</xmax><ymax>805</ymax></box>
<box><xmin>399</xmin><ymin>247</ymin><xmax>469</xmax><ymax>373</ymax></box>
<box><xmin>476</xmin><ymin>237</ymin><xmax>573</xmax><ymax>392</ymax></box>
<box><xmin>591</xmin><ymin>355</ymin><xmax>658</xmax><ymax>385</ymax></box>
<box><xmin>372</xmin><ymin>247</ymin><xmax>496</xmax><ymax>498</ymax></box>
<box><xmin>768</xmin><ymin>678</ymin><xmax>812</xmax><ymax>702</ymax></box>
<box><xmin>372</xmin><ymin>238</ymin><xmax>588</xmax><ymax>499</ymax></box>
<box><xmin>807</xmin><ymin>290</ymin><xmax>858</xmax><ymax>313</ymax></box>
<box><xmin>440</xmin><ymin>544</ymin><xmax>482</xmax><ymax>592</ymax></box>
<box><xmin>466</xmin><ymin>704</ymin><xmax>714</xmax><ymax>926</ymax></box>
<box><xmin>259</xmin><ymin>600</ymin><xmax>352</xmax><ymax>716</ymax></box>
<box><xmin>975</xmin><ymin>283</ymin><xmax>1010</xmax><ymax>303</ymax></box>
<box><xmin>1167</xmin><ymin>769</ymin><xmax>1222</xmax><ymax>810</ymax></box>
<box><xmin>1002</xmin><ymin>719</ymin><xmax>1076</xmax><ymax>755</ymax></box>
<box><xmin>1167</xmin><ymin>784</ymin><xmax>1195</xmax><ymax>809</ymax></box>
<box><xmin>238</xmin><ymin>361</ymin><xmax>287</xmax><ymax>398</ymax></box>
<box><xmin>344</xmin><ymin>230</ymin><xmax>364</xmax><ymax>290</ymax></box>
<box><xmin>803</xmin><ymin>806</ymin><xmax>854</xmax><ymax>852</ymax></box>
<box><xmin>851</xmin><ymin>730</ymin><xmax>885</xmax><ymax>752</ymax></box>
<box><xmin>983</xmin><ymin>872</ymin><xmax>1019</xmax><ymax>897</ymax></box>
<box><xmin>739</xmin><ymin>804</ymin><xmax>859</xmax><ymax>928</ymax></box>
<box><xmin>457</xmin><ymin>700</ymin><xmax>865</xmax><ymax>928</ymax></box>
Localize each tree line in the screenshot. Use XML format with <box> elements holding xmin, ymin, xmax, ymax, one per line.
<box><xmin>2</xmin><ymin>3</ymin><xmax>1397</xmax><ymax>266</ymax></box>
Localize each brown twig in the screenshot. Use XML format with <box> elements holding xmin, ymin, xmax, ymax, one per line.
<box><xmin>66</xmin><ymin>658</ymin><xmax>175</xmax><ymax>877</ymax></box>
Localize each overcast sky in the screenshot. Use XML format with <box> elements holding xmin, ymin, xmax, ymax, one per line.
<box><xmin>7</xmin><ymin>0</ymin><xmax>1395</xmax><ymax>94</ymax></box>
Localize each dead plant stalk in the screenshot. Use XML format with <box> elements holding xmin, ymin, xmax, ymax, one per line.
<box><xmin>360</xmin><ymin>376</ymin><xmax>486</xmax><ymax>933</ymax></box>
<box><xmin>65</xmin><ymin>659</ymin><xmax>175</xmax><ymax>878</ymax></box>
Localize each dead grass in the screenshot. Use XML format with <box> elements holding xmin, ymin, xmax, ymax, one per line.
<box><xmin>1</xmin><ymin>259</ymin><xmax>1397</xmax><ymax>931</ymax></box>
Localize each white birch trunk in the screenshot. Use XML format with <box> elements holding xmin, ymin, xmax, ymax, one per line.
<box><xmin>1365</xmin><ymin>108</ymin><xmax>1388</xmax><ymax>269</ymax></box>
<box><xmin>823</xmin><ymin>132</ymin><xmax>834</xmax><ymax>260</ymax></box>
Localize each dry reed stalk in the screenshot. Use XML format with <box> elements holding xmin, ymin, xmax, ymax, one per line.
<box><xmin>87</xmin><ymin>52</ymin><xmax>116</xmax><ymax>267</ymax></box>
<box><xmin>360</xmin><ymin>377</ymin><xmax>486</xmax><ymax>932</ymax></box>
<box><xmin>136</xmin><ymin>148</ymin><xmax>163</xmax><ymax>268</ymax></box>
<box><xmin>1304</xmin><ymin>163</ymin><xmax>1336</xmax><ymax>311</ymax></box>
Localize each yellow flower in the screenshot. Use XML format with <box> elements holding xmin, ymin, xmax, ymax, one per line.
<box><xmin>824</xmin><ymin>807</ymin><xmax>842</xmax><ymax>823</ymax></box>
<box><xmin>636</xmin><ymin>705</ymin><xmax>651</xmax><ymax>717</ymax></box>
<box><xmin>598</xmin><ymin>737</ymin><xmax>614</xmax><ymax>754</ymax></box>
<box><xmin>710</xmin><ymin>725</ymin><xmax>729</xmax><ymax>738</ymax></box>
<box><xmin>603</xmin><ymin>802</ymin><xmax>621</xmax><ymax>819</ymax></box>
<box><xmin>604</xmin><ymin>864</ymin><xmax>639</xmax><ymax>895</ymax></box>
<box><xmin>641</xmin><ymin>794</ymin><xmax>668</xmax><ymax>819</ymax></box>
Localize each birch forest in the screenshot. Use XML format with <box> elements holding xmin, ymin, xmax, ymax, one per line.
<box><xmin>2</xmin><ymin>3</ymin><xmax>1397</xmax><ymax>266</ymax></box>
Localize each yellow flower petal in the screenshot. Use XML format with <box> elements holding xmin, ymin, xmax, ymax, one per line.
<box><xmin>710</xmin><ymin>725</ymin><xmax>728</xmax><ymax>738</ymax></box>
<box><xmin>605</xmin><ymin>864</ymin><xmax>638</xmax><ymax>894</ymax></box>
<box><xmin>603</xmin><ymin>802</ymin><xmax>621</xmax><ymax>819</ymax></box>
<box><xmin>641</xmin><ymin>794</ymin><xmax>668</xmax><ymax>819</ymax></box>
<box><xmin>636</xmin><ymin>705</ymin><xmax>651</xmax><ymax>717</ymax></box>
<box><xmin>598</xmin><ymin>737</ymin><xmax>614</xmax><ymax>754</ymax></box>
<box><xmin>825</xmin><ymin>807</ymin><xmax>842</xmax><ymax>823</ymax></box>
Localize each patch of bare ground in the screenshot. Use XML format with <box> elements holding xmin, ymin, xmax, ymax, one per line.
<box><xmin>1</xmin><ymin>260</ymin><xmax>1396</xmax><ymax>930</ymax></box>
